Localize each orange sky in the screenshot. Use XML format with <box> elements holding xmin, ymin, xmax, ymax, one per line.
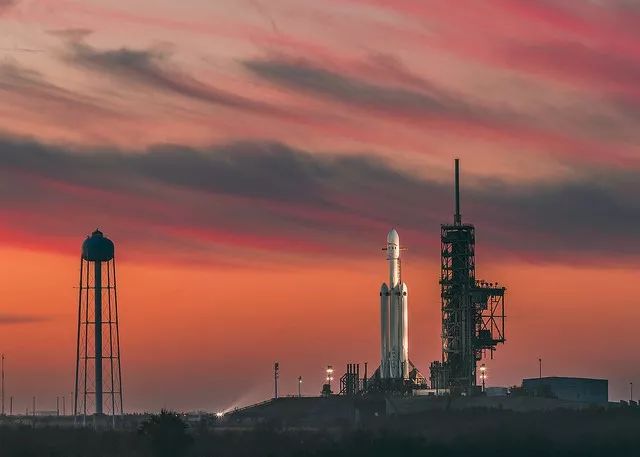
<box><xmin>1</xmin><ymin>243</ymin><xmax>638</xmax><ymax>412</ymax></box>
<box><xmin>1</xmin><ymin>0</ymin><xmax>640</xmax><ymax>411</ymax></box>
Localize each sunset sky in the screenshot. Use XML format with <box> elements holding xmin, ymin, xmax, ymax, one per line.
<box><xmin>1</xmin><ymin>0</ymin><xmax>639</xmax><ymax>413</ymax></box>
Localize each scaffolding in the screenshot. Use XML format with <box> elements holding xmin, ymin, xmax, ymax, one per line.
<box><xmin>430</xmin><ymin>160</ymin><xmax>506</xmax><ymax>394</ymax></box>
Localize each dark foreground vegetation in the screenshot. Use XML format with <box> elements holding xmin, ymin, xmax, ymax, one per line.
<box><xmin>1</xmin><ymin>408</ymin><xmax>640</xmax><ymax>457</ymax></box>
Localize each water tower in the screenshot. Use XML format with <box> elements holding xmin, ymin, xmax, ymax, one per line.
<box><xmin>74</xmin><ymin>229</ymin><xmax>123</xmax><ymax>423</ymax></box>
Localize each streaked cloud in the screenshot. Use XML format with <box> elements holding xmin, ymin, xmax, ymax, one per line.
<box><xmin>0</xmin><ymin>0</ymin><xmax>639</xmax><ymax>263</ymax></box>
<box><xmin>244</xmin><ymin>57</ymin><xmax>519</xmax><ymax>126</ymax></box>
<box><xmin>1</xmin><ymin>136</ymin><xmax>639</xmax><ymax>265</ymax></box>
<box><xmin>66</xmin><ymin>41</ymin><xmax>287</xmax><ymax>116</ymax></box>
<box><xmin>0</xmin><ymin>60</ymin><xmax>114</xmax><ymax>116</ymax></box>
<box><xmin>508</xmin><ymin>41</ymin><xmax>640</xmax><ymax>90</ymax></box>
<box><xmin>0</xmin><ymin>313</ymin><xmax>52</xmax><ymax>325</ymax></box>
<box><xmin>0</xmin><ymin>0</ymin><xmax>17</xmax><ymax>12</ymax></box>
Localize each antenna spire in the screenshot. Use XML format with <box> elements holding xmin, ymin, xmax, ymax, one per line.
<box><xmin>454</xmin><ymin>159</ymin><xmax>461</xmax><ymax>225</ymax></box>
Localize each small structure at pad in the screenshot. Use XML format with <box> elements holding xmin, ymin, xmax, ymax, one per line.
<box><xmin>522</xmin><ymin>377</ymin><xmax>608</xmax><ymax>405</ymax></box>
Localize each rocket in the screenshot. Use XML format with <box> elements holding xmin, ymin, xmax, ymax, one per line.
<box><xmin>380</xmin><ymin>229</ymin><xmax>409</xmax><ymax>380</ymax></box>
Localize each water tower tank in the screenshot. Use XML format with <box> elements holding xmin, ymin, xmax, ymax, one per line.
<box><xmin>81</xmin><ymin>229</ymin><xmax>114</xmax><ymax>262</ymax></box>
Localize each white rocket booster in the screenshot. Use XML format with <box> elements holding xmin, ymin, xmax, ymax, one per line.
<box><xmin>380</xmin><ymin>229</ymin><xmax>409</xmax><ymax>379</ymax></box>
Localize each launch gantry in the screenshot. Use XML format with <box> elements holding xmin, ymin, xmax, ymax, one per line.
<box><xmin>429</xmin><ymin>160</ymin><xmax>506</xmax><ymax>394</ymax></box>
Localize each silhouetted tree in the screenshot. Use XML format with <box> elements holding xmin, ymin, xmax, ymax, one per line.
<box><xmin>139</xmin><ymin>410</ymin><xmax>193</xmax><ymax>457</ymax></box>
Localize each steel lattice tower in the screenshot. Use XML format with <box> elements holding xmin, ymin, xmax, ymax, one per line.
<box><xmin>430</xmin><ymin>160</ymin><xmax>506</xmax><ymax>394</ymax></box>
<box><xmin>74</xmin><ymin>229</ymin><xmax>123</xmax><ymax>424</ymax></box>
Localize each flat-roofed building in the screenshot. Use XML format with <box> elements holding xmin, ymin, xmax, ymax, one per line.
<box><xmin>522</xmin><ymin>377</ymin><xmax>608</xmax><ymax>405</ymax></box>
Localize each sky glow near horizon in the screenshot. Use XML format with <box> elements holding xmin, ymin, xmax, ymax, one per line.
<box><xmin>0</xmin><ymin>0</ymin><xmax>639</xmax><ymax>411</ymax></box>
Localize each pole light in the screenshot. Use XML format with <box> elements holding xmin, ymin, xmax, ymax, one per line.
<box><xmin>1</xmin><ymin>353</ymin><xmax>4</xmax><ymax>416</ymax></box>
<box><xmin>538</xmin><ymin>358</ymin><xmax>542</xmax><ymax>379</ymax></box>
<box><xmin>298</xmin><ymin>376</ymin><xmax>302</xmax><ymax>398</ymax></box>
<box><xmin>479</xmin><ymin>364</ymin><xmax>487</xmax><ymax>392</ymax></box>
<box><xmin>274</xmin><ymin>362</ymin><xmax>279</xmax><ymax>399</ymax></box>
<box><xmin>326</xmin><ymin>366</ymin><xmax>334</xmax><ymax>391</ymax></box>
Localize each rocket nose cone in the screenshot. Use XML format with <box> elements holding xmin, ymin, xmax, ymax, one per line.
<box><xmin>387</xmin><ymin>228</ymin><xmax>399</xmax><ymax>245</ymax></box>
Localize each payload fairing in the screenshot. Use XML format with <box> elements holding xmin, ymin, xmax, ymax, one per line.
<box><xmin>380</xmin><ymin>229</ymin><xmax>409</xmax><ymax>380</ymax></box>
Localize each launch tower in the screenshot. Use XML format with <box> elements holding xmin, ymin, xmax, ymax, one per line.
<box><xmin>430</xmin><ymin>160</ymin><xmax>506</xmax><ymax>394</ymax></box>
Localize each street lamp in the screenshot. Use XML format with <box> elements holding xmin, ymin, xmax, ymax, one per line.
<box><xmin>1</xmin><ymin>353</ymin><xmax>4</xmax><ymax>416</ymax></box>
<box><xmin>326</xmin><ymin>366</ymin><xmax>334</xmax><ymax>391</ymax></box>
<box><xmin>298</xmin><ymin>376</ymin><xmax>303</xmax><ymax>398</ymax></box>
<box><xmin>274</xmin><ymin>362</ymin><xmax>279</xmax><ymax>399</ymax></box>
<box><xmin>479</xmin><ymin>364</ymin><xmax>487</xmax><ymax>392</ymax></box>
<box><xmin>538</xmin><ymin>358</ymin><xmax>542</xmax><ymax>379</ymax></box>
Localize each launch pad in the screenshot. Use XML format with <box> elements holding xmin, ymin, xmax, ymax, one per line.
<box><xmin>320</xmin><ymin>159</ymin><xmax>507</xmax><ymax>398</ymax></box>
<box><xmin>365</xmin><ymin>159</ymin><xmax>506</xmax><ymax>397</ymax></box>
<box><xmin>219</xmin><ymin>159</ymin><xmax>623</xmax><ymax>428</ymax></box>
